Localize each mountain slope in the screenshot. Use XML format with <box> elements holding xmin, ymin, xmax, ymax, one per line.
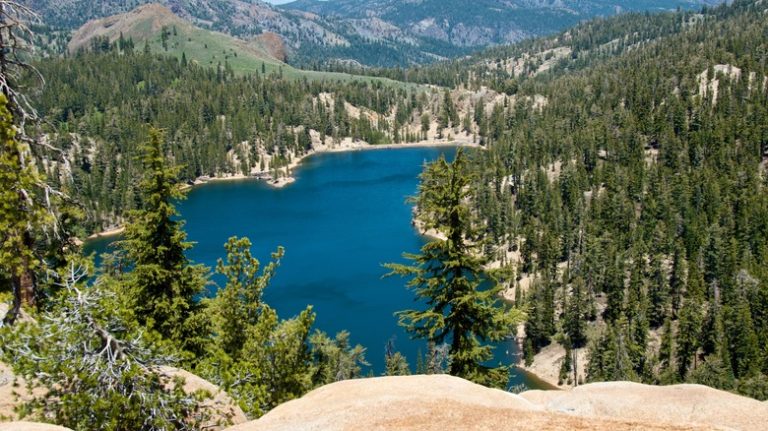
<box><xmin>451</xmin><ymin>0</ymin><xmax>768</xmax><ymax>397</ymax></box>
<box><xmin>24</xmin><ymin>0</ymin><xmax>351</xmax><ymax>51</ymax></box>
<box><xmin>282</xmin><ymin>0</ymin><xmax>725</xmax><ymax>47</ymax></box>
<box><xmin>67</xmin><ymin>4</ymin><xmax>285</xmax><ymax>75</ymax></box>
<box><xmin>65</xmin><ymin>3</ymin><xmax>409</xmax><ymax>83</ymax></box>
<box><xmin>24</xmin><ymin>0</ymin><xmax>726</xmax><ymax>67</ymax></box>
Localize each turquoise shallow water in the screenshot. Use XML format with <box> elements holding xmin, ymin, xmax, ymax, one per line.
<box><xmin>87</xmin><ymin>147</ymin><xmax>548</xmax><ymax>389</ymax></box>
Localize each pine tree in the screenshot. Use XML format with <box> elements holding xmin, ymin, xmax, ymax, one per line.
<box><xmin>648</xmin><ymin>254</ymin><xmax>670</xmax><ymax>328</ymax></box>
<box><xmin>676</xmin><ymin>262</ymin><xmax>704</xmax><ymax>379</ymax></box>
<box><xmin>384</xmin><ymin>338</ymin><xmax>411</xmax><ymax>376</ymax></box>
<box><xmin>387</xmin><ymin>149</ymin><xmax>523</xmax><ymax>388</ymax></box>
<box><xmin>309</xmin><ymin>330</ymin><xmax>369</xmax><ymax>386</ymax></box>
<box><xmin>0</xmin><ymin>95</ymin><xmax>49</xmax><ymax>324</ymax></box>
<box><xmin>197</xmin><ymin>237</ymin><xmax>318</xmax><ymax>418</ymax></box>
<box><xmin>208</xmin><ymin>237</ymin><xmax>285</xmax><ymax>359</ymax></box>
<box><xmin>669</xmin><ymin>241</ymin><xmax>686</xmax><ymax>316</ymax></box>
<box><xmin>119</xmin><ymin>128</ymin><xmax>208</xmax><ymax>357</ymax></box>
<box><xmin>563</xmin><ymin>277</ymin><xmax>589</xmax><ymax>348</ymax></box>
<box><xmin>658</xmin><ymin>316</ymin><xmax>676</xmax><ymax>382</ymax></box>
<box><xmin>559</xmin><ymin>340</ymin><xmax>573</xmax><ymax>385</ymax></box>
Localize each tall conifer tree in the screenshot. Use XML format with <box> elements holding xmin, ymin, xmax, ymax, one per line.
<box><xmin>120</xmin><ymin>128</ymin><xmax>208</xmax><ymax>357</ymax></box>
<box><xmin>387</xmin><ymin>149</ymin><xmax>523</xmax><ymax>388</ymax></box>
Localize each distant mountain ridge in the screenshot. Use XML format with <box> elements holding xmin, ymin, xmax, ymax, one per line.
<box><xmin>23</xmin><ymin>0</ymin><xmax>726</xmax><ymax>67</ymax></box>
<box><xmin>281</xmin><ymin>0</ymin><xmax>726</xmax><ymax>46</ymax></box>
<box><xmin>67</xmin><ymin>3</ymin><xmax>287</xmax><ymax>74</ymax></box>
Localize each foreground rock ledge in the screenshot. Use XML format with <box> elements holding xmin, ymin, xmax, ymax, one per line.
<box><xmin>226</xmin><ymin>375</ymin><xmax>768</xmax><ymax>431</ymax></box>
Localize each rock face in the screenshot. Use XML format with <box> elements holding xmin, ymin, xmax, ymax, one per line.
<box><xmin>0</xmin><ymin>362</ymin><xmax>41</xmax><ymax>421</ymax></box>
<box><xmin>225</xmin><ymin>375</ymin><xmax>768</xmax><ymax>431</ymax></box>
<box><xmin>254</xmin><ymin>32</ymin><xmax>288</xmax><ymax>62</ymax></box>
<box><xmin>522</xmin><ymin>381</ymin><xmax>768</xmax><ymax>431</ymax></box>
<box><xmin>159</xmin><ymin>367</ymin><xmax>248</xmax><ymax>430</ymax></box>
<box><xmin>0</xmin><ymin>362</ymin><xmax>20</xmax><ymax>420</ymax></box>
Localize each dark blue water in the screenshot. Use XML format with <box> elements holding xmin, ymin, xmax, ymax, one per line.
<box><xmin>87</xmin><ymin>147</ymin><xmax>549</xmax><ymax>389</ymax></box>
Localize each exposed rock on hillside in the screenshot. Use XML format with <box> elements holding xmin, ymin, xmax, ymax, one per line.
<box><xmin>254</xmin><ymin>32</ymin><xmax>288</xmax><ymax>62</ymax></box>
<box><xmin>224</xmin><ymin>375</ymin><xmax>768</xmax><ymax>431</ymax></box>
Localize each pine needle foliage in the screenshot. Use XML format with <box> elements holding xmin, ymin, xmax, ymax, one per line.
<box><xmin>387</xmin><ymin>149</ymin><xmax>524</xmax><ymax>388</ymax></box>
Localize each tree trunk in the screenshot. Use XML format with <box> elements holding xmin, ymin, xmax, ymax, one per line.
<box><xmin>2</xmin><ymin>276</ymin><xmax>21</xmax><ymax>325</ymax></box>
<box><xmin>20</xmin><ymin>259</ymin><xmax>35</xmax><ymax>307</ymax></box>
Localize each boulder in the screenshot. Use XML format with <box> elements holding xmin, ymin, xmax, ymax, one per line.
<box><xmin>0</xmin><ymin>362</ymin><xmax>40</xmax><ymax>421</ymax></box>
<box><xmin>159</xmin><ymin>367</ymin><xmax>248</xmax><ymax>429</ymax></box>
<box><xmin>224</xmin><ymin>375</ymin><xmax>727</xmax><ymax>431</ymax></box>
<box><xmin>522</xmin><ymin>381</ymin><xmax>768</xmax><ymax>431</ymax></box>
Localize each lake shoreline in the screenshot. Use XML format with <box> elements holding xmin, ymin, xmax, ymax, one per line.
<box><xmin>88</xmin><ymin>139</ymin><xmax>480</xmax><ymax>239</ymax></box>
<box><xmin>86</xmin><ymin>226</ymin><xmax>125</xmax><ymax>240</ymax></box>
<box><xmin>205</xmin><ymin>139</ymin><xmax>481</xmax><ymax>190</ymax></box>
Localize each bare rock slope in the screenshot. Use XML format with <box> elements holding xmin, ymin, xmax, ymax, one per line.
<box><xmin>226</xmin><ymin>375</ymin><xmax>768</xmax><ymax>431</ymax></box>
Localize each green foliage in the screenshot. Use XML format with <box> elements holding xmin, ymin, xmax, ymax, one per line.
<box><xmin>735</xmin><ymin>375</ymin><xmax>768</xmax><ymax>401</ymax></box>
<box><xmin>119</xmin><ymin>128</ymin><xmax>208</xmax><ymax>358</ymax></box>
<box><xmin>688</xmin><ymin>355</ymin><xmax>735</xmax><ymax>391</ymax></box>
<box><xmin>208</xmin><ymin>237</ymin><xmax>284</xmax><ymax>359</ymax></box>
<box><xmin>587</xmin><ymin>318</ymin><xmax>641</xmax><ymax>383</ymax></box>
<box><xmin>309</xmin><ymin>330</ymin><xmax>369</xmax><ymax>386</ymax></box>
<box><xmin>456</xmin><ymin>0</ymin><xmax>768</xmax><ymax>398</ymax></box>
<box><xmin>384</xmin><ymin>338</ymin><xmax>411</xmax><ymax>376</ymax></box>
<box><xmin>559</xmin><ymin>340</ymin><xmax>573</xmax><ymax>386</ymax></box>
<box><xmin>197</xmin><ymin>237</ymin><xmax>315</xmax><ymax>418</ymax></box>
<box><xmin>0</xmin><ymin>94</ymin><xmax>51</xmax><ymax>322</ymax></box>
<box><xmin>0</xmin><ymin>257</ymin><xmax>208</xmax><ymax>431</ymax></box>
<box><xmin>388</xmin><ymin>149</ymin><xmax>524</xmax><ymax>388</ymax></box>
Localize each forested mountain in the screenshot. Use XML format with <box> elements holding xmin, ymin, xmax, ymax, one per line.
<box><xmin>67</xmin><ymin>4</ymin><xmax>286</xmax><ymax>71</ymax></box>
<box><xmin>283</xmin><ymin>0</ymin><xmax>722</xmax><ymax>47</ymax></box>
<box><xmin>22</xmin><ymin>0</ymin><xmax>726</xmax><ymax>67</ymax></box>
<box><xmin>442</xmin><ymin>0</ymin><xmax>768</xmax><ymax>398</ymax></box>
<box><xmin>322</xmin><ymin>4</ymin><xmax>737</xmax><ymax>89</ymax></box>
<box><xmin>28</xmin><ymin>47</ymin><xmax>441</xmax><ymax>233</ymax></box>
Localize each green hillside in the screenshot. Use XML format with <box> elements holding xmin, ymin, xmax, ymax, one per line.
<box><xmin>68</xmin><ymin>4</ymin><xmax>412</xmax><ymax>85</ymax></box>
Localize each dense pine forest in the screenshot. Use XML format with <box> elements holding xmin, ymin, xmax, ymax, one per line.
<box><xmin>1</xmin><ymin>0</ymin><xmax>768</xmax><ymax>430</ymax></box>
<box><xmin>458</xmin><ymin>0</ymin><xmax>768</xmax><ymax>398</ymax></box>
<box><xmin>29</xmin><ymin>48</ymin><xmax>437</xmax><ymax>232</ymax></box>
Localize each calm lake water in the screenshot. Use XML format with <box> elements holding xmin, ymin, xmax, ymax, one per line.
<box><xmin>87</xmin><ymin>147</ymin><xmax>548</xmax><ymax>389</ymax></box>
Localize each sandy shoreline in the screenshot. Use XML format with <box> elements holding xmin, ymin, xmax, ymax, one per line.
<box><xmin>270</xmin><ymin>139</ymin><xmax>482</xmax><ymax>189</ymax></box>
<box><xmin>187</xmin><ymin>140</ymin><xmax>481</xmax><ymax>191</ymax></box>
<box><xmin>86</xmin><ymin>226</ymin><xmax>125</xmax><ymax>240</ymax></box>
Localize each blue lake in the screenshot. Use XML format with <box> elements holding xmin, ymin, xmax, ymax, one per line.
<box><xmin>87</xmin><ymin>146</ymin><xmax>548</xmax><ymax>389</ymax></box>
